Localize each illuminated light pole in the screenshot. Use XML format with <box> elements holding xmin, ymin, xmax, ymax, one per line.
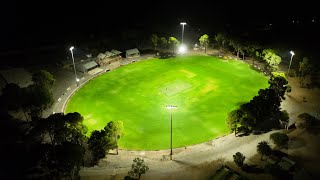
<box><xmin>180</xmin><ymin>22</ymin><xmax>187</xmax><ymax>44</ymax></box>
<box><xmin>287</xmin><ymin>50</ymin><xmax>295</xmax><ymax>74</ymax></box>
<box><xmin>69</xmin><ymin>46</ymin><xmax>79</xmax><ymax>86</ymax></box>
<box><xmin>166</xmin><ymin>105</ymin><xmax>177</xmax><ymax>160</ymax></box>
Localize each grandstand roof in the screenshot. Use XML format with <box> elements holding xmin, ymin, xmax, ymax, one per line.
<box><xmin>104</xmin><ymin>51</ymin><xmax>115</xmax><ymax>57</ymax></box>
<box><xmin>97</xmin><ymin>53</ymin><xmax>106</xmax><ymax>59</ymax></box>
<box><xmin>111</xmin><ymin>49</ymin><xmax>122</xmax><ymax>55</ymax></box>
<box><xmin>126</xmin><ymin>48</ymin><xmax>140</xmax><ymax>55</ymax></box>
<box><xmin>83</xmin><ymin>61</ymin><xmax>99</xmax><ymax>70</ymax></box>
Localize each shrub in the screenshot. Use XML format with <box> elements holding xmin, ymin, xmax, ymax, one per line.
<box><xmin>280</xmin><ymin>110</ymin><xmax>289</xmax><ymax>123</ymax></box>
<box><xmin>270</xmin><ymin>132</ymin><xmax>289</xmax><ymax>147</ymax></box>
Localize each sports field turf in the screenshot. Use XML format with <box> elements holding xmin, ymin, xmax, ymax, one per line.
<box><xmin>66</xmin><ymin>55</ymin><xmax>269</xmax><ymax>150</ymax></box>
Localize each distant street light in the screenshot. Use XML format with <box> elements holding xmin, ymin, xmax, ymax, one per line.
<box><xmin>69</xmin><ymin>46</ymin><xmax>79</xmax><ymax>86</ymax></box>
<box><xmin>287</xmin><ymin>50</ymin><xmax>295</xmax><ymax>74</ymax></box>
<box><xmin>166</xmin><ymin>105</ymin><xmax>177</xmax><ymax>160</ymax></box>
<box><xmin>180</xmin><ymin>22</ymin><xmax>187</xmax><ymax>44</ymax></box>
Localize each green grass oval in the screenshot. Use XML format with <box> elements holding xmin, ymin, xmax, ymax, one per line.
<box><xmin>66</xmin><ymin>55</ymin><xmax>269</xmax><ymax>150</ymax></box>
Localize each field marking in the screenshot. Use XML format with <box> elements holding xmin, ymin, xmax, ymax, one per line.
<box><xmin>159</xmin><ymin>80</ymin><xmax>192</xmax><ymax>96</ymax></box>
<box><xmin>179</xmin><ymin>69</ymin><xmax>196</xmax><ymax>78</ymax></box>
<box><xmin>200</xmin><ymin>78</ymin><xmax>218</xmax><ymax>95</ymax></box>
<box><xmin>201</xmin><ymin>84</ymin><xmax>216</xmax><ymax>94</ymax></box>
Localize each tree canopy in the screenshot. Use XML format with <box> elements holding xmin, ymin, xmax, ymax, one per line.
<box><xmin>227</xmin><ymin>109</ymin><xmax>244</xmax><ymax>136</ymax></box>
<box><xmin>88</xmin><ymin>121</ymin><xmax>123</xmax><ymax>164</ymax></box>
<box><xmin>128</xmin><ymin>157</ymin><xmax>149</xmax><ymax>179</ymax></box>
<box><xmin>32</xmin><ymin>70</ymin><xmax>55</xmax><ymax>88</ymax></box>
<box><xmin>158</xmin><ymin>37</ymin><xmax>167</xmax><ymax>49</ymax></box>
<box><xmin>150</xmin><ymin>34</ymin><xmax>158</xmax><ymax>51</ymax></box>
<box><xmin>270</xmin><ymin>132</ymin><xmax>289</xmax><ymax>148</ymax></box>
<box><xmin>199</xmin><ymin>34</ymin><xmax>210</xmax><ymax>53</ymax></box>
<box><xmin>260</xmin><ymin>49</ymin><xmax>282</xmax><ymax>72</ymax></box>
<box><xmin>268</xmin><ymin>73</ymin><xmax>288</xmax><ymax>100</ymax></box>
<box><xmin>168</xmin><ymin>37</ymin><xmax>180</xmax><ymax>53</ymax></box>
<box><xmin>257</xmin><ymin>141</ymin><xmax>272</xmax><ymax>160</ymax></box>
<box><xmin>104</xmin><ymin>121</ymin><xmax>123</xmax><ymax>154</ymax></box>
<box><xmin>299</xmin><ymin>57</ymin><xmax>311</xmax><ymax>77</ymax></box>
<box><xmin>233</xmin><ymin>152</ymin><xmax>246</xmax><ymax>167</ymax></box>
<box><xmin>88</xmin><ymin>130</ymin><xmax>110</xmax><ymax>165</ymax></box>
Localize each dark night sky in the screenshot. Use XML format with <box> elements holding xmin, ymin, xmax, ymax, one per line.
<box><xmin>1</xmin><ymin>1</ymin><xmax>319</xmax><ymax>59</ymax></box>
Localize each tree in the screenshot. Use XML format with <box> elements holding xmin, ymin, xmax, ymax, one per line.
<box><xmin>104</xmin><ymin>121</ymin><xmax>123</xmax><ymax>155</ymax></box>
<box><xmin>227</xmin><ymin>109</ymin><xmax>244</xmax><ymax>136</ymax></box>
<box><xmin>269</xmin><ymin>73</ymin><xmax>288</xmax><ymax>100</ymax></box>
<box><xmin>33</xmin><ymin>112</ymin><xmax>86</xmax><ymax>146</ymax></box>
<box><xmin>270</xmin><ymin>132</ymin><xmax>289</xmax><ymax>148</ymax></box>
<box><xmin>233</xmin><ymin>152</ymin><xmax>246</xmax><ymax>168</ymax></box>
<box><xmin>299</xmin><ymin>57</ymin><xmax>311</xmax><ymax>77</ymax></box>
<box><xmin>51</xmin><ymin>142</ymin><xmax>85</xmax><ymax>179</ymax></box>
<box><xmin>65</xmin><ymin>112</ymin><xmax>88</xmax><ymax>134</ymax></box>
<box><xmin>241</xmin><ymin>88</ymin><xmax>282</xmax><ymax>126</ymax></box>
<box><xmin>239</xmin><ymin>115</ymin><xmax>255</xmax><ymax>132</ymax></box>
<box><xmin>32</xmin><ymin>70</ymin><xmax>55</xmax><ymax>88</ymax></box>
<box><xmin>88</xmin><ymin>130</ymin><xmax>110</xmax><ymax>165</ymax></box>
<box><xmin>199</xmin><ymin>34</ymin><xmax>210</xmax><ymax>54</ymax></box>
<box><xmin>260</xmin><ymin>49</ymin><xmax>282</xmax><ymax>72</ymax></box>
<box><xmin>257</xmin><ymin>141</ymin><xmax>272</xmax><ymax>160</ymax></box>
<box><xmin>244</xmin><ymin>42</ymin><xmax>261</xmax><ymax>62</ymax></box>
<box><xmin>29</xmin><ymin>112</ymin><xmax>87</xmax><ymax>179</ymax></box>
<box><xmin>35</xmin><ymin>113</ymin><xmax>67</xmax><ymax>146</ymax></box>
<box><xmin>158</xmin><ymin>37</ymin><xmax>167</xmax><ymax>49</ymax></box>
<box><xmin>228</xmin><ymin>38</ymin><xmax>242</xmax><ymax>59</ymax></box>
<box><xmin>128</xmin><ymin>157</ymin><xmax>149</xmax><ymax>180</ymax></box>
<box><xmin>168</xmin><ymin>37</ymin><xmax>180</xmax><ymax>53</ymax></box>
<box><xmin>23</xmin><ymin>85</ymin><xmax>54</xmax><ymax>117</ymax></box>
<box><xmin>298</xmin><ymin>57</ymin><xmax>311</xmax><ymax>88</ymax></box>
<box><xmin>214</xmin><ymin>33</ymin><xmax>228</xmax><ymax>48</ymax></box>
<box><xmin>18</xmin><ymin>70</ymin><xmax>55</xmax><ymax>118</ymax></box>
<box><xmin>150</xmin><ymin>34</ymin><xmax>158</xmax><ymax>52</ymax></box>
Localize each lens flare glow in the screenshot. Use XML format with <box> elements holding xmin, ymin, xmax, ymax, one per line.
<box><xmin>178</xmin><ymin>44</ymin><xmax>187</xmax><ymax>54</ymax></box>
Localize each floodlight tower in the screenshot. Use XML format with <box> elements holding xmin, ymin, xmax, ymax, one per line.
<box><xmin>69</xmin><ymin>46</ymin><xmax>80</xmax><ymax>86</ymax></box>
<box><xmin>166</xmin><ymin>105</ymin><xmax>177</xmax><ymax>160</ymax></box>
<box><xmin>288</xmin><ymin>50</ymin><xmax>295</xmax><ymax>74</ymax></box>
<box><xmin>180</xmin><ymin>22</ymin><xmax>187</xmax><ymax>44</ymax></box>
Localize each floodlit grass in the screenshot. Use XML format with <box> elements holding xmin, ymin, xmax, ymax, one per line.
<box><xmin>66</xmin><ymin>55</ymin><xmax>269</xmax><ymax>150</ymax></box>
